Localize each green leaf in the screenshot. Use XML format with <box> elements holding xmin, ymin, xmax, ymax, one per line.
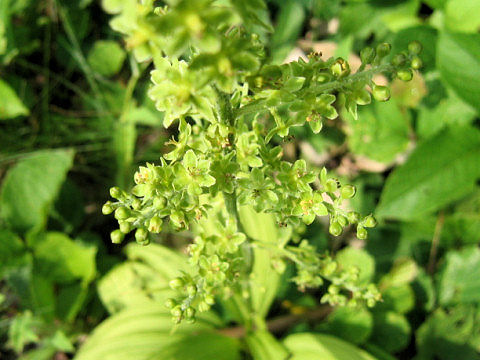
<box><xmin>438</xmin><ymin>32</ymin><xmax>480</xmax><ymax>113</ymax></box>
<box><xmin>245</xmin><ymin>330</ymin><xmax>289</xmax><ymax>360</ymax></box>
<box><xmin>87</xmin><ymin>40</ymin><xmax>126</xmax><ymax>76</ymax></box>
<box><xmin>0</xmin><ymin>229</ymin><xmax>27</xmax><ymax>277</ymax></box>
<box><xmin>369</xmin><ymin>311</ymin><xmax>411</xmax><ymax>353</ymax></box>
<box><xmin>0</xmin><ymin>149</ymin><xmax>75</xmax><ymax>234</ymax></box>
<box><xmin>239</xmin><ymin>205</ymin><xmax>292</xmax><ymax>319</ymax></box>
<box><xmin>33</xmin><ymin>232</ymin><xmax>96</xmax><ymax>284</ymax></box>
<box><xmin>283</xmin><ymin>333</ymin><xmax>377</xmax><ymax>360</ymax></box>
<box><xmin>336</xmin><ymin>247</ymin><xmax>375</xmax><ymax>285</ymax></box>
<box><xmin>438</xmin><ymin>246</ymin><xmax>480</xmax><ymax>306</ymax></box>
<box><xmin>74</xmin><ymin>304</ymin><xmax>240</xmax><ymax>360</ymax></box>
<box><xmin>98</xmin><ymin>243</ymin><xmax>188</xmax><ymax>314</ymax></box>
<box><xmin>321</xmin><ymin>307</ymin><xmax>373</xmax><ymax>345</ymax></box>
<box><xmin>0</xmin><ymin>78</ymin><xmax>29</xmax><ymax>119</ymax></box>
<box><xmin>376</xmin><ymin>126</ymin><xmax>480</xmax><ymax>220</ymax></box>
<box><xmin>445</xmin><ymin>0</ymin><xmax>480</xmax><ymax>33</ymax></box>
<box><xmin>8</xmin><ymin>311</ymin><xmax>40</xmax><ymax>353</ymax></box>
<box><xmin>344</xmin><ymin>100</ymin><xmax>410</xmax><ymax>164</ymax></box>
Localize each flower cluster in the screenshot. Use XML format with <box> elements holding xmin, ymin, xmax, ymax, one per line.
<box><xmin>102</xmin><ymin>0</ymin><xmax>422</xmax><ymax>322</ymax></box>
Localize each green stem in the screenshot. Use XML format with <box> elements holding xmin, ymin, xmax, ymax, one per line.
<box><xmin>235</xmin><ymin>63</ymin><xmax>394</xmax><ymax>118</ymax></box>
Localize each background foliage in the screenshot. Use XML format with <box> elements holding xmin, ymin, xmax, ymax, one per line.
<box><xmin>1</xmin><ymin>0</ymin><xmax>479</xmax><ymax>359</ymax></box>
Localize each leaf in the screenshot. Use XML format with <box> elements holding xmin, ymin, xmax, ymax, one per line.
<box><xmin>0</xmin><ymin>149</ymin><xmax>75</xmax><ymax>234</ymax></box>
<box><xmin>0</xmin><ymin>78</ymin><xmax>29</xmax><ymax>119</ymax></box>
<box><xmin>438</xmin><ymin>246</ymin><xmax>480</xmax><ymax>306</ymax></box>
<box><xmin>283</xmin><ymin>333</ymin><xmax>377</xmax><ymax>360</ymax></box>
<box><xmin>415</xmin><ymin>307</ymin><xmax>480</xmax><ymax>360</ymax></box>
<box><xmin>74</xmin><ymin>304</ymin><xmax>240</xmax><ymax>360</ymax></box>
<box><xmin>344</xmin><ymin>100</ymin><xmax>410</xmax><ymax>164</ymax></box>
<box><xmin>376</xmin><ymin>126</ymin><xmax>480</xmax><ymax>220</ymax></box>
<box><xmin>437</xmin><ymin>32</ymin><xmax>480</xmax><ymax>113</ymax></box>
<box><xmin>321</xmin><ymin>307</ymin><xmax>374</xmax><ymax>345</ymax></box>
<box><xmin>87</xmin><ymin>40</ymin><xmax>126</xmax><ymax>77</ymax></box>
<box><xmin>336</xmin><ymin>247</ymin><xmax>375</xmax><ymax>285</ymax></box>
<box><xmin>8</xmin><ymin>311</ymin><xmax>40</xmax><ymax>353</ymax></box>
<box><xmin>33</xmin><ymin>232</ymin><xmax>96</xmax><ymax>284</ymax></box>
<box><xmin>445</xmin><ymin>0</ymin><xmax>480</xmax><ymax>33</ymax></box>
<box><xmin>245</xmin><ymin>330</ymin><xmax>289</xmax><ymax>360</ymax></box>
<box><xmin>0</xmin><ymin>229</ymin><xmax>28</xmax><ymax>276</ymax></box>
<box><xmin>239</xmin><ymin>205</ymin><xmax>292</xmax><ymax>319</ymax></box>
<box><xmin>98</xmin><ymin>243</ymin><xmax>188</xmax><ymax>314</ymax></box>
<box><xmin>369</xmin><ymin>311</ymin><xmax>411</xmax><ymax>353</ymax></box>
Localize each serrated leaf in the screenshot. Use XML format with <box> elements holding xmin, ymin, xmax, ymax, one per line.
<box><xmin>376</xmin><ymin>126</ymin><xmax>480</xmax><ymax>220</ymax></box>
<box><xmin>0</xmin><ymin>149</ymin><xmax>75</xmax><ymax>234</ymax></box>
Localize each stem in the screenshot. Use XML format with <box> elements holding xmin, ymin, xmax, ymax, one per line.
<box><xmin>427</xmin><ymin>211</ymin><xmax>445</xmax><ymax>275</ymax></box>
<box><xmin>219</xmin><ymin>305</ymin><xmax>332</xmax><ymax>338</ymax></box>
<box><xmin>235</xmin><ymin>63</ymin><xmax>394</xmax><ymax>118</ymax></box>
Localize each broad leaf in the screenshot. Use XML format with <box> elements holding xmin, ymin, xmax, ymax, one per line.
<box><xmin>438</xmin><ymin>246</ymin><xmax>480</xmax><ymax>306</ymax></box>
<box><xmin>283</xmin><ymin>333</ymin><xmax>377</xmax><ymax>360</ymax></box>
<box><xmin>445</xmin><ymin>0</ymin><xmax>480</xmax><ymax>33</ymax></box>
<box><xmin>98</xmin><ymin>243</ymin><xmax>188</xmax><ymax>314</ymax></box>
<box><xmin>245</xmin><ymin>330</ymin><xmax>289</xmax><ymax>360</ymax></box>
<box><xmin>376</xmin><ymin>126</ymin><xmax>480</xmax><ymax>220</ymax></box>
<box><xmin>87</xmin><ymin>40</ymin><xmax>126</xmax><ymax>76</ymax></box>
<box><xmin>74</xmin><ymin>304</ymin><xmax>240</xmax><ymax>360</ymax></box>
<box><xmin>0</xmin><ymin>149</ymin><xmax>75</xmax><ymax>234</ymax></box>
<box><xmin>437</xmin><ymin>32</ymin><xmax>480</xmax><ymax>113</ymax></box>
<box><xmin>0</xmin><ymin>78</ymin><xmax>29</xmax><ymax>119</ymax></box>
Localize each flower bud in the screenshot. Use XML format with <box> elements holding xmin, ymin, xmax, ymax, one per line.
<box><xmin>376</xmin><ymin>43</ymin><xmax>391</xmax><ymax>59</ymax></box>
<box><xmin>171</xmin><ymin>305</ymin><xmax>182</xmax><ymax>317</ymax></box>
<box><xmin>169</xmin><ymin>278</ymin><xmax>184</xmax><ymax>290</ymax></box>
<box><xmin>186</xmin><ymin>284</ymin><xmax>197</xmax><ymax>296</ymax></box>
<box><xmin>102</xmin><ymin>201</ymin><xmax>114</xmax><ymax>215</ymax></box>
<box><xmin>148</xmin><ymin>216</ymin><xmax>163</xmax><ymax>233</ymax></box>
<box><xmin>119</xmin><ymin>221</ymin><xmax>132</xmax><ymax>234</ymax></box>
<box><xmin>135</xmin><ymin>228</ymin><xmax>148</xmax><ymax>243</ymax></box>
<box><xmin>165</xmin><ymin>298</ymin><xmax>177</xmax><ymax>309</ymax></box>
<box><xmin>184</xmin><ymin>307</ymin><xmax>196</xmax><ymax>319</ymax></box>
<box><xmin>396</xmin><ymin>69</ymin><xmax>413</xmax><ymax>81</ymax></box>
<box><xmin>330</xmin><ymin>58</ymin><xmax>350</xmax><ymax>78</ymax></box>
<box><xmin>408</xmin><ymin>41</ymin><xmax>422</xmax><ymax>55</ymax></box>
<box><xmin>341</xmin><ymin>185</ymin><xmax>356</xmax><ymax>199</ymax></box>
<box><xmin>110</xmin><ymin>229</ymin><xmax>124</xmax><ymax>244</ymax></box>
<box><xmin>114</xmin><ymin>207</ymin><xmax>130</xmax><ymax>220</ymax></box>
<box><xmin>372</xmin><ymin>84</ymin><xmax>390</xmax><ymax>102</ymax></box>
<box><xmin>363</xmin><ymin>214</ymin><xmax>377</xmax><ymax>228</ymax></box>
<box><xmin>356</xmin><ymin>226</ymin><xmax>368</xmax><ymax>240</ymax></box>
<box><xmin>325</xmin><ymin>179</ymin><xmax>338</xmax><ymax>193</ymax></box>
<box><xmin>392</xmin><ymin>53</ymin><xmax>407</xmax><ymax>67</ymax></box>
<box><xmin>329</xmin><ymin>221</ymin><xmax>343</xmax><ymax>236</ymax></box>
<box><xmin>337</xmin><ymin>216</ymin><xmax>348</xmax><ymax>227</ymax></box>
<box><xmin>410</xmin><ymin>56</ymin><xmax>422</xmax><ymax>70</ymax></box>
<box><xmin>347</xmin><ymin>212</ymin><xmax>359</xmax><ymax>224</ymax></box>
<box><xmin>204</xmin><ymin>294</ymin><xmax>215</xmax><ymax>305</ymax></box>
<box><xmin>109</xmin><ymin>186</ymin><xmax>123</xmax><ymax>199</ymax></box>
<box><xmin>360</xmin><ymin>47</ymin><xmax>375</xmax><ymax>64</ymax></box>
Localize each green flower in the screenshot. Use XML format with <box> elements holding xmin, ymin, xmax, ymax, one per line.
<box><xmin>174</xmin><ymin>150</ymin><xmax>216</xmax><ymax>195</ymax></box>
<box><xmin>292</xmin><ymin>191</ymin><xmax>328</xmax><ymax>225</ymax></box>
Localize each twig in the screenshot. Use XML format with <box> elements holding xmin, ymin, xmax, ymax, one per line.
<box><xmin>219</xmin><ymin>305</ymin><xmax>332</xmax><ymax>338</ymax></box>
<box><xmin>427</xmin><ymin>211</ymin><xmax>445</xmax><ymax>275</ymax></box>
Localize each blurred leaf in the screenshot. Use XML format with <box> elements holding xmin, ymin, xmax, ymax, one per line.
<box><xmin>74</xmin><ymin>304</ymin><xmax>239</xmax><ymax>360</ymax></box>
<box><xmin>245</xmin><ymin>330</ymin><xmax>289</xmax><ymax>360</ymax></box>
<box><xmin>417</xmin><ymin>92</ymin><xmax>476</xmax><ymax>140</ymax></box>
<box><xmin>7</xmin><ymin>311</ymin><xmax>40</xmax><ymax>353</ymax></box>
<box><xmin>320</xmin><ymin>307</ymin><xmax>373</xmax><ymax>345</ymax></box>
<box><xmin>415</xmin><ymin>307</ymin><xmax>480</xmax><ymax>360</ymax></box>
<box><xmin>239</xmin><ymin>205</ymin><xmax>292</xmax><ymax>319</ymax></box>
<box><xmin>438</xmin><ymin>246</ymin><xmax>480</xmax><ymax>306</ymax></box>
<box><xmin>87</xmin><ymin>40</ymin><xmax>126</xmax><ymax>77</ymax></box>
<box><xmin>412</xmin><ymin>270</ymin><xmax>436</xmax><ymax>312</ymax></box>
<box><xmin>33</xmin><ymin>232</ymin><xmax>96</xmax><ymax>284</ymax></box>
<box><xmin>0</xmin><ymin>78</ymin><xmax>29</xmax><ymax>119</ymax></box>
<box><xmin>438</xmin><ymin>32</ymin><xmax>480</xmax><ymax>113</ymax></box>
<box><xmin>0</xmin><ymin>149</ymin><xmax>75</xmax><ymax>234</ymax></box>
<box><xmin>370</xmin><ymin>311</ymin><xmax>411</xmax><ymax>353</ymax></box>
<box><xmin>98</xmin><ymin>243</ymin><xmax>188</xmax><ymax>314</ymax></box>
<box><xmin>379</xmin><ymin>285</ymin><xmax>415</xmax><ymax>314</ymax></box>
<box><xmin>445</xmin><ymin>0</ymin><xmax>480</xmax><ymax>33</ymax></box>
<box><xmin>0</xmin><ymin>229</ymin><xmax>27</xmax><ymax>276</ymax></box>
<box><xmin>283</xmin><ymin>333</ymin><xmax>377</xmax><ymax>360</ymax></box>
<box><xmin>336</xmin><ymin>247</ymin><xmax>375</xmax><ymax>285</ymax></box>
<box><xmin>376</xmin><ymin>126</ymin><xmax>480</xmax><ymax>220</ymax></box>
<box><xmin>344</xmin><ymin>100</ymin><xmax>410</xmax><ymax>164</ymax></box>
